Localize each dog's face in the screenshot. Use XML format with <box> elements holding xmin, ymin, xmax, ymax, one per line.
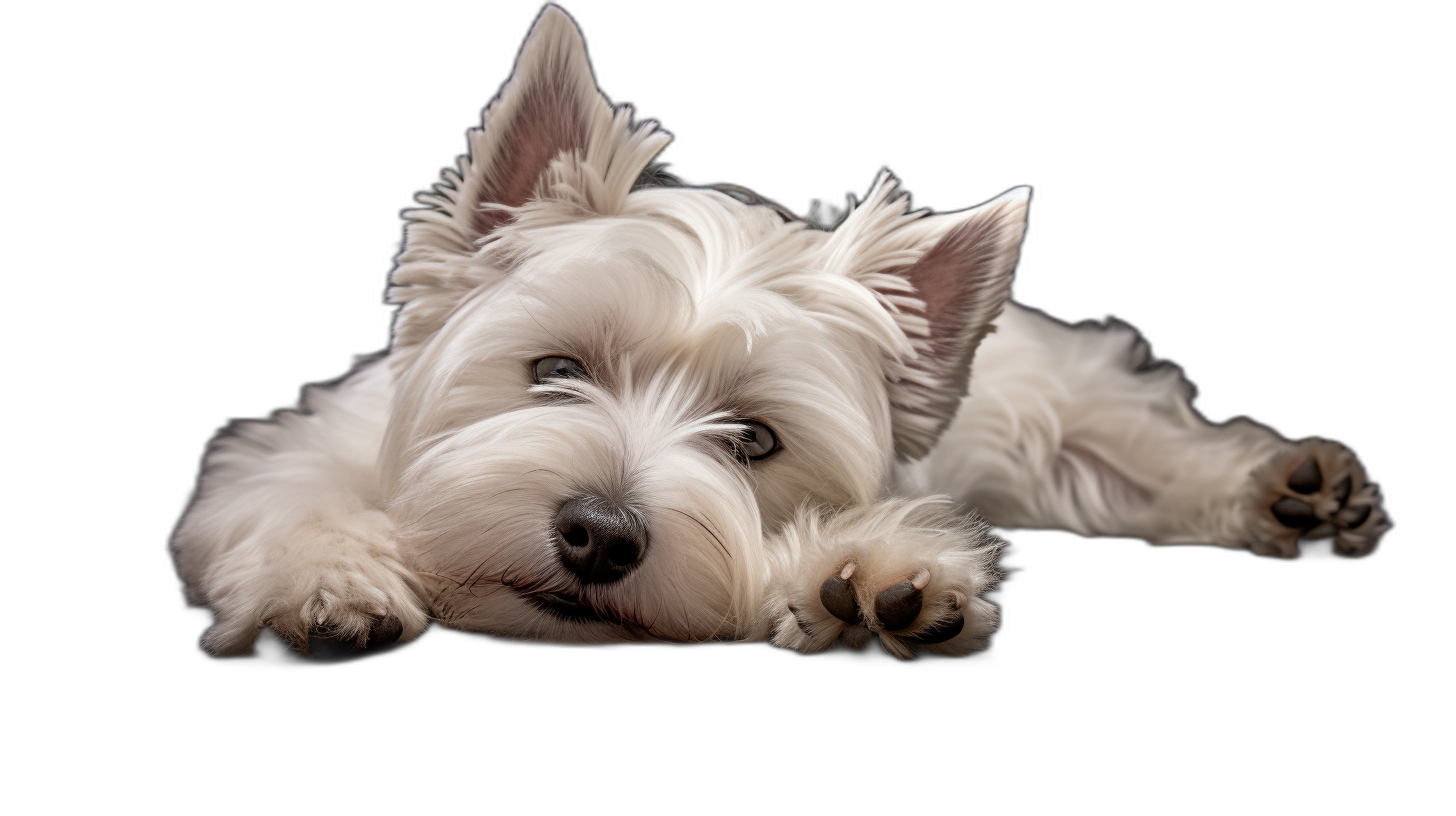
<box><xmin>387</xmin><ymin>190</ymin><xmax>900</xmax><ymax>642</ymax></box>
<box><xmin>378</xmin><ymin>7</ymin><xmax>1028</xmax><ymax>643</ymax></box>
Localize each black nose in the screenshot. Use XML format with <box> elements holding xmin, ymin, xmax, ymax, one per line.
<box><xmin>553</xmin><ymin>497</ymin><xmax>649</xmax><ymax>585</ymax></box>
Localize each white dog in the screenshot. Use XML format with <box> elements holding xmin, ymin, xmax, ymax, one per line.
<box><xmin>171</xmin><ymin>5</ymin><xmax>1390</xmax><ymax>659</ymax></box>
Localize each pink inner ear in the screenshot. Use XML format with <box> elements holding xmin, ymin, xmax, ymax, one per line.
<box><xmin>902</xmin><ymin>215</ymin><xmax>1007</xmax><ymax>355</ymax></box>
<box><xmin>471</xmin><ymin>72</ymin><xmax>589</xmax><ymax>236</ymax></box>
<box><xmin>908</xmin><ymin>196</ymin><xmax>1025</xmax><ymax>355</ymax></box>
<box><xmin>877</xmin><ymin>194</ymin><xmax>1023</xmax><ymax>461</ymax></box>
<box><xmin>908</xmin><ymin>231</ymin><xmax>978</xmax><ymax>349</ymax></box>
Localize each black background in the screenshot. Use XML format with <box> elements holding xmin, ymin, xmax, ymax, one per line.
<box><xmin>119</xmin><ymin>1</ymin><xmax>1426</xmax><ymax>725</ymax></box>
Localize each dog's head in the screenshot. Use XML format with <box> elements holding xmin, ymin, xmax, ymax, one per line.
<box><xmin>381</xmin><ymin>6</ymin><xmax>1028</xmax><ymax>643</ymax></box>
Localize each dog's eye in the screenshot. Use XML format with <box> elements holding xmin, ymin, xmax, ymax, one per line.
<box><xmin>734</xmin><ymin>420</ymin><xmax>779</xmax><ymax>461</ymax></box>
<box><xmin>532</xmin><ymin>356</ymin><xmax>587</xmax><ymax>383</ymax></box>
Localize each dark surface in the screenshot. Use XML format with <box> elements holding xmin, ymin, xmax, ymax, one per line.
<box><xmin>119</xmin><ymin>3</ymin><xmax>1426</xmax><ymax>722</ymax></box>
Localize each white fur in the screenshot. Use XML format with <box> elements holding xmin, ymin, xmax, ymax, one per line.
<box><xmin>171</xmin><ymin>5</ymin><xmax>1389</xmax><ymax>658</ymax></box>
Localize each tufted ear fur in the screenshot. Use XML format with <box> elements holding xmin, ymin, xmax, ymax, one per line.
<box><xmin>387</xmin><ymin>5</ymin><xmax>669</xmax><ymax>347</ymax></box>
<box><xmin>831</xmin><ymin>174</ymin><xmax>1030</xmax><ymax>461</ymax></box>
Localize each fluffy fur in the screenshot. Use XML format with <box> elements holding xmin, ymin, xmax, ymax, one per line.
<box><xmin>171</xmin><ymin>6</ymin><xmax>1390</xmax><ymax>658</ymax></box>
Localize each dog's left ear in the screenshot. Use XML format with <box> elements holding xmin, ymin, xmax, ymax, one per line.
<box><xmin>833</xmin><ymin>175</ymin><xmax>1030</xmax><ymax>460</ymax></box>
<box><xmin>389</xmin><ymin>6</ymin><xmax>667</xmax><ymax>345</ymax></box>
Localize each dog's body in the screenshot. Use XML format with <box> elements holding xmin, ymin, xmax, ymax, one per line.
<box><xmin>172</xmin><ymin>6</ymin><xmax>1389</xmax><ymax>658</ymax></box>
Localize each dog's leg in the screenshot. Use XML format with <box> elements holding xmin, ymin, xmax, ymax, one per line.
<box><xmin>762</xmin><ymin>498</ymin><xmax>1003</xmax><ymax>658</ymax></box>
<box><xmin>918</xmin><ymin>303</ymin><xmax>1390</xmax><ymax>557</ymax></box>
<box><xmin>171</xmin><ymin>359</ymin><xmax>428</xmax><ymax>655</ymax></box>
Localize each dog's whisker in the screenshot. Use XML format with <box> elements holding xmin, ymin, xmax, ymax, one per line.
<box><xmin>519</xmin><ymin>298</ymin><xmax>576</xmax><ymax>355</ymax></box>
<box><xmin>663</xmin><ymin>507</ymin><xmax>731</xmax><ymax>561</ymax></box>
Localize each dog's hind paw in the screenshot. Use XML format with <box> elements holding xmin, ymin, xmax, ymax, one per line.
<box><xmin>765</xmin><ymin>498</ymin><xmax>1002</xmax><ymax>659</ymax></box>
<box><xmin>1244</xmin><ymin>438</ymin><xmax>1392</xmax><ymax>558</ymax></box>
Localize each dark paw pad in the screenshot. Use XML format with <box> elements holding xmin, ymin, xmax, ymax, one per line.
<box><xmin>366</xmin><ymin>615</ymin><xmax>404</xmax><ymax>648</ymax></box>
<box><xmin>838</xmin><ymin>623</ymin><xmax>879</xmax><ymax>655</ymax></box>
<box><xmin>1287</xmin><ymin>457</ymin><xmax>1323</xmax><ymax>494</ymax></box>
<box><xmin>305</xmin><ymin>615</ymin><xmax>403</xmax><ymax>658</ymax></box>
<box><xmin>820</xmin><ymin>574</ymin><xmax>860</xmax><ymax>624</ymax></box>
<box><xmin>907</xmin><ymin>613</ymin><xmax>965</xmax><ymax>645</ymax></box>
<box><xmin>815</xmin><ymin>565</ymin><xmax>960</xmax><ymax>652</ymax></box>
<box><xmin>1275</xmin><ymin>451</ymin><xmax>1374</xmax><ymax>553</ymax></box>
<box><xmin>874</xmin><ymin>581</ymin><xmax>923</xmax><ymax>631</ymax></box>
<box><xmin>1271</xmin><ymin>497</ymin><xmax>1317</xmax><ymax>530</ymax></box>
<box><xmin>305</xmin><ymin>623</ymin><xmax>359</xmax><ymax>655</ymax></box>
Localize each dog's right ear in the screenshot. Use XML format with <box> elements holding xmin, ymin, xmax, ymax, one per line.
<box><xmin>388</xmin><ymin>6</ymin><xmax>667</xmax><ymax>347</ymax></box>
<box><xmin>829</xmin><ymin>173</ymin><xmax>1030</xmax><ymax>461</ymax></box>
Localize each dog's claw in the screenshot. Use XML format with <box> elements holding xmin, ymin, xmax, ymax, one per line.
<box><xmin>1287</xmin><ymin>457</ymin><xmax>1322</xmax><ymax>494</ymax></box>
<box><xmin>1271</xmin><ymin>497</ymin><xmax>1317</xmax><ymax>530</ymax></box>
<box><xmin>874</xmin><ymin>581</ymin><xmax>922</xmax><ymax>631</ymax></box>
<box><xmin>820</xmin><ymin>575</ymin><xmax>860</xmax><ymax>624</ymax></box>
<box><xmin>844</xmin><ymin>620</ymin><xmax>873</xmax><ymax>652</ymax></box>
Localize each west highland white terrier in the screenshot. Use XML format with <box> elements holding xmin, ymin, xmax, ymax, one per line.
<box><xmin>172</xmin><ymin>5</ymin><xmax>1391</xmax><ymax>658</ymax></box>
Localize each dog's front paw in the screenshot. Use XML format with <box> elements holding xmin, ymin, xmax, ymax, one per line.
<box><xmin>287</xmin><ymin>561</ymin><xmax>422</xmax><ymax>657</ymax></box>
<box><xmin>305</xmin><ymin>611</ymin><xmax>406</xmax><ymax>656</ymax></box>
<box><xmin>808</xmin><ymin>560</ymin><xmax>987</xmax><ymax>658</ymax></box>
<box><xmin>1245</xmin><ymin>438</ymin><xmax>1392</xmax><ymax>558</ymax></box>
<box><xmin>199</xmin><ymin>523</ymin><xmax>429</xmax><ymax>657</ymax></box>
<box><xmin>766</xmin><ymin>498</ymin><xmax>1002</xmax><ymax>659</ymax></box>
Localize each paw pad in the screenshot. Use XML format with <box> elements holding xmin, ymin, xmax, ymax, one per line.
<box><xmin>305</xmin><ymin>614</ymin><xmax>404</xmax><ymax>657</ymax></box>
<box><xmin>815</xmin><ymin>565</ymin><xmax>960</xmax><ymax>652</ymax></box>
<box><xmin>1275</xmin><ymin>454</ymin><xmax>1374</xmax><ymax>556</ymax></box>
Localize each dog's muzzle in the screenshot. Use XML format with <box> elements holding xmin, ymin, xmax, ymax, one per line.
<box><xmin>552</xmin><ymin>496</ymin><xmax>649</xmax><ymax>585</ymax></box>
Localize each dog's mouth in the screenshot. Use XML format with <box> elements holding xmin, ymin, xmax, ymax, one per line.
<box><xmin>518</xmin><ymin>588</ymin><xmax>606</xmax><ymax>623</ymax></box>
<box><xmin>500</xmin><ymin>576</ymin><xmax>659</xmax><ymax>637</ymax></box>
